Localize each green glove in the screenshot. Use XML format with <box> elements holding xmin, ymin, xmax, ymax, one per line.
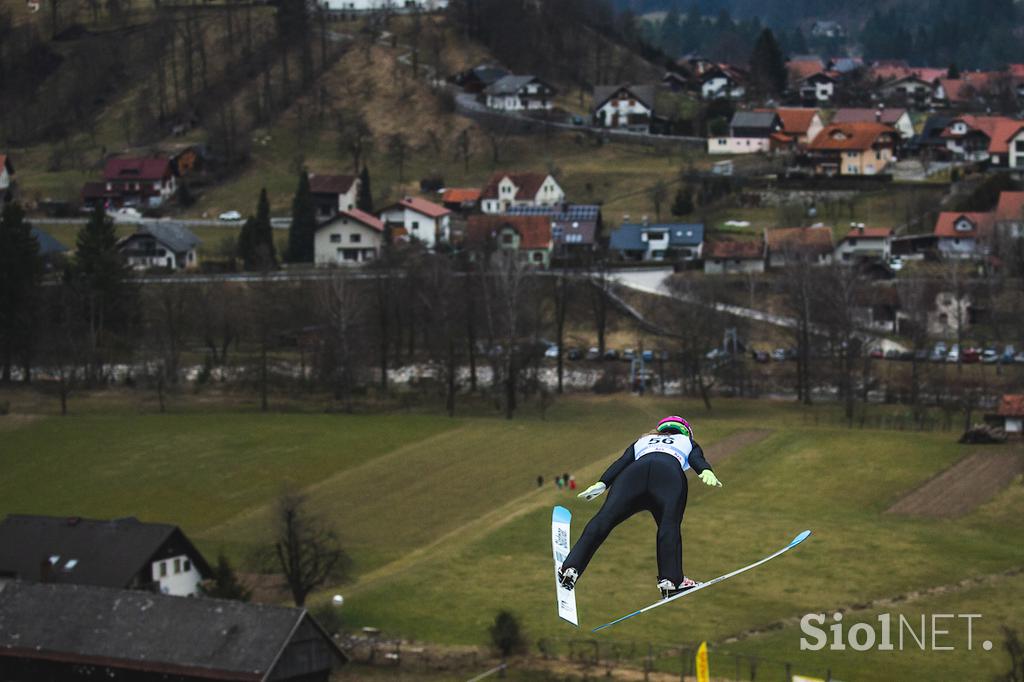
<box><xmin>698</xmin><ymin>470</ymin><xmax>722</xmax><ymax>487</ymax></box>
<box><xmin>578</xmin><ymin>481</ymin><xmax>607</xmax><ymax>501</ymax></box>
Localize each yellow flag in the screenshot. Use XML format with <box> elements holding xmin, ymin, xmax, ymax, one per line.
<box><xmin>695</xmin><ymin>641</ymin><xmax>710</xmax><ymax>682</ymax></box>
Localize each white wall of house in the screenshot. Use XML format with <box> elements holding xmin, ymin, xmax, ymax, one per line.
<box><xmin>150</xmin><ymin>554</ymin><xmax>203</xmax><ymax>596</ymax></box>
<box><xmin>596</xmin><ymin>99</ymin><xmax>652</xmax><ymax>129</ymax></box>
<box><xmin>535</xmin><ymin>176</ymin><xmax>565</xmax><ymax>206</ymax></box>
<box><xmin>707</xmin><ymin>137</ymin><xmax>771</xmax><ymax>154</ymax></box>
<box><xmin>704</xmin><ymin>258</ymin><xmax>765</xmax><ymax>274</ymax></box>
<box><xmin>937</xmin><ymin>236</ymin><xmax>978</xmax><ymax>258</ymax></box>
<box><xmin>702</xmin><ymin>77</ymin><xmax>743</xmax><ymax>99</ymax></box>
<box><xmin>1006</xmin><ymin>417</ymin><xmax>1023</xmax><ymax>433</ymax></box>
<box><xmin>928</xmin><ymin>292</ymin><xmax>971</xmax><ymax>336</ymax></box>
<box><xmin>891</xmin><ymin>113</ymin><xmax>915</xmax><ymax>140</ymax></box>
<box><xmin>802</xmin><ymin>80</ymin><xmax>834</xmax><ymax>102</ymax></box>
<box><xmin>835</xmin><ymin>237</ymin><xmax>891</xmax><ymax>263</ymax></box>
<box><xmin>315</xmin><ymin>219</ymin><xmax>382</xmax><ymax>265</ymax></box>
<box><xmin>803</xmin><ymin>115</ymin><xmax>825</xmax><ymax>145</ymax></box>
<box><xmin>379</xmin><ymin>207</ymin><xmax>450</xmax><ymax>248</ymax></box>
<box><xmin>483</xmin><ymin>175</ymin><xmax>564</xmax><ymax>213</ymax></box>
<box><xmin>320</xmin><ymin>0</ymin><xmax>447</xmax><ymax>10</ymax></box>
<box><xmin>0</xmin><ymin>167</ymin><xmax>9</xmax><ymax>191</ymax></box>
<box><xmin>336</xmin><ymin>185</ymin><xmax>359</xmax><ymax>212</ymax></box>
<box><xmin>1008</xmin><ymin>130</ymin><xmax>1024</xmax><ymax>168</ymax></box>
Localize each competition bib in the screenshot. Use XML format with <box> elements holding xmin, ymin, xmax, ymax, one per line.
<box><xmin>632</xmin><ymin>434</ymin><xmax>693</xmax><ymax>471</ymax></box>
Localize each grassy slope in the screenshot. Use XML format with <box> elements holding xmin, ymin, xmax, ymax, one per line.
<box><xmin>1</xmin><ymin>395</ymin><xmax>1020</xmax><ymax>680</ymax></box>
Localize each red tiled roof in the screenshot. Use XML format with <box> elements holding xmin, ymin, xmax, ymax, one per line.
<box><xmin>390</xmin><ymin>195</ymin><xmax>451</xmax><ymax>219</ymax></box>
<box><xmin>787</xmin><ymin>58</ymin><xmax>825</xmax><ymax>82</ymax></box>
<box><xmin>775</xmin><ymin>108</ymin><xmax>820</xmax><ymax>136</ymax></box>
<box><xmin>103</xmin><ymin>157</ymin><xmax>172</xmax><ymax>182</ymax></box>
<box><xmin>705</xmin><ymin>239</ymin><xmax>764</xmax><ymax>259</ymax></box>
<box><xmin>480</xmin><ymin>172</ymin><xmax>549</xmax><ymax>201</ymax></box>
<box><xmin>938</xmin><ymin>73</ymin><xmax>999</xmax><ymax>103</ymax></box>
<box><xmin>840</xmin><ymin>226</ymin><xmax>893</xmax><ymax>241</ymax></box>
<box><xmin>869</xmin><ymin>61</ymin><xmax>911</xmax><ymax>82</ymax></box>
<box><xmin>997</xmin><ymin>394</ymin><xmax>1024</xmax><ymax>417</ymax></box>
<box><xmin>832</xmin><ymin>108</ymin><xmax>908</xmax><ymax>125</ymax></box>
<box><xmin>932</xmin><ymin>212</ymin><xmax>993</xmax><ymax>239</ymax></box>
<box><xmin>941</xmin><ymin>116</ymin><xmax>1024</xmax><ymax>153</ymax></box>
<box><xmin>309</xmin><ymin>174</ymin><xmax>357</xmax><ymax>195</ymax></box>
<box><xmin>341</xmin><ymin>208</ymin><xmax>384</xmax><ymax>232</ymax></box>
<box><xmin>809</xmin><ymin>122</ymin><xmax>896</xmax><ymax>151</ymax></box>
<box><xmin>766</xmin><ymin>226</ymin><xmax>833</xmax><ymax>254</ymax></box>
<box><xmin>442</xmin><ymin>187</ymin><xmax>482</xmax><ymax>203</ymax></box>
<box><xmin>994</xmin><ymin>191</ymin><xmax>1024</xmax><ymax>222</ymax></box>
<box><xmin>465</xmin><ymin>215</ymin><xmax>552</xmax><ymax>250</ymax></box>
<box><xmin>912</xmin><ymin>68</ymin><xmax>947</xmax><ymax>83</ymax></box>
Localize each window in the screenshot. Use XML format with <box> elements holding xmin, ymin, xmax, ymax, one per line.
<box><xmin>184</xmin><ymin>559</ymin><xmax>191</xmax><ymax>572</ymax></box>
<box><xmin>343</xmin><ymin>250</ymin><xmax>359</xmax><ymax>261</ymax></box>
<box><xmin>502</xmin><ymin>233</ymin><xmax>514</xmax><ymax>245</ymax></box>
<box><xmin>330</xmin><ymin>234</ymin><xmax>341</xmax><ymax>243</ymax></box>
<box><xmin>533</xmin><ymin>252</ymin><xmax>543</xmax><ymax>262</ymax></box>
<box><xmin>1016</xmin><ymin>141</ymin><xmax>1024</xmax><ymax>153</ymax></box>
<box><xmin>351</xmin><ymin>233</ymin><xmax>362</xmax><ymax>243</ymax></box>
<box><xmin>412</xmin><ymin>221</ymin><xmax>419</xmax><ymax>231</ymax></box>
<box><xmin>159</xmin><ymin>562</ymin><xmax>167</xmax><ymax>578</ymax></box>
<box><xmin>174</xmin><ymin>558</ymin><xmax>181</xmax><ymax>574</ymax></box>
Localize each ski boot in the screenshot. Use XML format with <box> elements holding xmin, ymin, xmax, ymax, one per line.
<box><xmin>658</xmin><ymin>576</ymin><xmax>700</xmax><ymax>599</ymax></box>
<box><xmin>558</xmin><ymin>566</ymin><xmax>579</xmax><ymax>591</ymax></box>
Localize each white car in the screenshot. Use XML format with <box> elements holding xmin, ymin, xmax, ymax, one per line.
<box><xmin>110</xmin><ymin>207</ymin><xmax>143</xmax><ymax>223</ymax></box>
<box><xmin>544</xmin><ymin>345</ymin><xmax>559</xmax><ymax>359</ymax></box>
<box><xmin>219</xmin><ymin>210</ymin><xmax>243</xmax><ymax>222</ymax></box>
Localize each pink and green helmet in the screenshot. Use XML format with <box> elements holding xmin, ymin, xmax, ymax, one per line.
<box><xmin>657</xmin><ymin>415</ymin><xmax>692</xmax><ymax>438</ymax></box>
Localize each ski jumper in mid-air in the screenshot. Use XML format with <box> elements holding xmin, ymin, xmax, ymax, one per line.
<box><xmin>557</xmin><ymin>415</ymin><xmax>722</xmax><ymax>598</ymax></box>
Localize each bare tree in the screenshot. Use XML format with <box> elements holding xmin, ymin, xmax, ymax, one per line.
<box><xmin>273</xmin><ymin>490</ymin><xmax>347</xmax><ymax>607</ymax></box>
<box><xmin>419</xmin><ymin>255</ymin><xmax>464</xmax><ymax>415</ymax></box>
<box><xmin>316</xmin><ymin>272</ymin><xmax>365</xmax><ymax>410</ymax></box>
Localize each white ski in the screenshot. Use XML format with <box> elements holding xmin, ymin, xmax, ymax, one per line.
<box><xmin>592</xmin><ymin>529</ymin><xmax>812</xmax><ymax>632</ymax></box>
<box><xmin>552</xmin><ymin>506</ymin><xmax>579</xmax><ymax>627</ymax></box>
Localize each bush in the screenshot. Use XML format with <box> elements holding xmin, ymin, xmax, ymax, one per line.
<box><xmin>489</xmin><ymin>610</ymin><xmax>526</xmax><ymax>657</ymax></box>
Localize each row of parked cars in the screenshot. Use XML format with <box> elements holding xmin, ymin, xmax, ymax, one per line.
<box><xmin>918</xmin><ymin>343</ymin><xmax>1022</xmax><ymax>364</ymax></box>
<box><xmin>543</xmin><ymin>346</ymin><xmax>666</xmax><ymax>362</ymax></box>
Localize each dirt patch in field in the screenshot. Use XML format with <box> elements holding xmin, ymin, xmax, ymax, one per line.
<box><xmin>886</xmin><ymin>452</ymin><xmax>1024</xmax><ymax>518</ymax></box>
<box><xmin>703</xmin><ymin>429</ymin><xmax>773</xmax><ymax>465</ymax></box>
<box><xmin>0</xmin><ymin>414</ymin><xmax>42</xmax><ymax>431</ymax></box>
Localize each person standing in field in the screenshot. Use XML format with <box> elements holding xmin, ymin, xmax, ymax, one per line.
<box><xmin>569</xmin><ymin>475</ymin><xmax>576</xmax><ymax>491</ymax></box>
<box><xmin>557</xmin><ymin>416</ymin><xmax>722</xmax><ymax>598</ymax></box>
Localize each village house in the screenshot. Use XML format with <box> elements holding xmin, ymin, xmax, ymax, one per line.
<box><xmin>309</xmin><ymin>173</ymin><xmax>359</xmax><ymax>220</ymax></box>
<box><xmin>0</xmin><ymin>582</ymin><xmax>346</xmax><ymax>681</ymax></box>
<box><xmin>703</xmin><ymin>239</ymin><xmax>765</xmax><ymax>274</ymax></box>
<box><xmin>483</xmin><ymin>75</ymin><xmax>556</xmax><ymax>111</ymax></box>
<box><xmin>934</xmin><ymin>72</ymin><xmax>999</xmax><ymax>108</ymax></box>
<box><xmin>833</xmin><ymin>225</ymin><xmax>893</xmax><ymax>264</ymax></box>
<box><xmin>450</xmin><ymin>63</ymin><xmax>509</xmax><ymax>93</ymax></box>
<box><xmin>609</xmin><ymin>222</ymin><xmax>704</xmax><ymax>262</ymax></box>
<box><xmin>30</xmin><ymin>227</ymin><xmax>67</xmax><ymax>270</ymax></box>
<box><xmin>0</xmin><ymin>154</ymin><xmax>14</xmax><ymax>198</ymax></box>
<box><xmin>464</xmin><ymin>214</ymin><xmax>553</xmax><ymax>267</ymax></box>
<box><xmin>441</xmin><ymin>187</ymin><xmax>482</xmax><ymax>212</ymax></box>
<box><xmin>319</xmin><ymin>0</ymin><xmax>446</xmax><ymax>11</ymax></box>
<box><xmin>592</xmin><ymin>84</ymin><xmax>656</xmax><ymax>133</ymax></box>
<box><xmin>810</xmin><ymin>20</ymin><xmax>844</xmax><ymax>39</ymax></box>
<box><xmin>700</xmin><ymin>65</ymin><xmax>746</xmax><ymax>100</ymax></box>
<box><xmin>0</xmin><ymin>514</ymin><xmax>212</xmax><ymax>597</ymax></box>
<box><xmin>933</xmin><ymin>212</ymin><xmax>993</xmax><ymax>259</ymax></box>
<box><xmin>480</xmin><ymin>171</ymin><xmax>565</xmax><ymax>214</ymax></box>
<box><xmin>117</xmin><ymin>222</ymin><xmax>200</xmax><ymax>270</ymax></box>
<box><xmin>939</xmin><ymin>115</ymin><xmax>1024</xmax><ymax>165</ymax></box>
<box><xmin>798</xmin><ymin>71</ymin><xmax>837</xmax><ymax>106</ymax></box>
<box><xmin>877</xmin><ymin>75</ymin><xmax>937</xmax><ymax>109</ymax></box>
<box><xmin>832</xmin><ymin>107</ymin><xmax>915</xmax><ymax>141</ymax></box>
<box><xmin>787</xmin><ymin>56</ymin><xmax>826</xmax><ymax>86</ymax></box>
<box><xmin>928</xmin><ymin>290</ymin><xmax>972</xmax><ymax>336</ymax></box>
<box><xmin>807</xmin><ymin>122</ymin><xmax>897</xmax><ymax>176</ymax></box>
<box><xmin>314</xmin><ymin>209</ymin><xmax>385</xmax><ymax>265</ymax></box>
<box><xmin>774</xmin><ymin>108</ymin><xmax>825</xmax><ymax>147</ymax></box>
<box><xmin>994</xmin><ymin>191</ymin><xmax>1024</xmax><ymax>239</ymax></box>
<box><xmin>88</xmin><ymin>156</ymin><xmax>177</xmax><ymax>209</ymax></box>
<box><xmin>379</xmin><ymin>195</ymin><xmax>452</xmax><ymax>249</ymax></box>
<box><xmin>506</xmin><ymin>204</ymin><xmax>602</xmax><ymax>260</ymax></box>
<box><xmin>707</xmin><ymin>111</ymin><xmax>782</xmax><ymax>154</ymax></box>
<box><xmin>988</xmin><ymin>394</ymin><xmax>1024</xmax><ymax>437</ymax></box>
<box><xmin>765</xmin><ymin>226</ymin><xmax>834</xmax><ymax>268</ymax></box>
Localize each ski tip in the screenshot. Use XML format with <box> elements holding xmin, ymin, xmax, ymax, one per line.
<box><xmin>789</xmin><ymin>529</ymin><xmax>812</xmax><ymax>547</ymax></box>
<box><xmin>553</xmin><ymin>506</ymin><xmax>572</xmax><ymax>523</ymax></box>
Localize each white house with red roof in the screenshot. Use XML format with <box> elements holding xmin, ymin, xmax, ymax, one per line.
<box><xmin>831</xmin><ymin>108</ymin><xmax>914</xmax><ymax>140</ymax></box>
<box><xmin>309</xmin><ymin>173</ymin><xmax>360</xmax><ymax>219</ymax></box>
<box><xmin>480</xmin><ymin>171</ymin><xmax>565</xmax><ymax>214</ymax></box>
<box><xmin>933</xmin><ymin>212</ymin><xmax>993</xmax><ymax>259</ymax></box>
<box><xmin>314</xmin><ymin>209</ymin><xmax>385</xmax><ymax>265</ymax></box>
<box><xmin>940</xmin><ymin>116</ymin><xmax>1023</xmax><ymax>165</ymax></box>
<box><xmin>991</xmin><ymin>394</ymin><xmax>1024</xmax><ymax>435</ymax></box>
<box><xmin>379</xmin><ymin>196</ymin><xmax>452</xmax><ymax>248</ymax></box>
<box><xmin>994</xmin><ymin>191</ymin><xmax>1024</xmax><ymax>238</ymax></box>
<box><xmin>834</xmin><ymin>225</ymin><xmax>893</xmax><ymax>264</ymax></box>
<box><xmin>775</xmin><ymin>108</ymin><xmax>824</xmax><ymax>146</ymax></box>
<box><xmin>101</xmin><ymin>157</ymin><xmax>177</xmax><ymax>208</ymax></box>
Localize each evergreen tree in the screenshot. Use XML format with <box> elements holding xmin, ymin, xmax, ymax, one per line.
<box><xmin>749</xmin><ymin>28</ymin><xmax>787</xmax><ymax>98</ymax></box>
<box><xmin>0</xmin><ymin>202</ymin><xmax>43</xmax><ymax>382</ymax></box>
<box><xmin>671</xmin><ymin>188</ymin><xmax>694</xmax><ymax>217</ymax></box>
<box><xmin>239</xmin><ymin>189</ymin><xmax>277</xmax><ymax>271</ymax></box>
<box><xmin>202</xmin><ymin>553</ymin><xmax>252</xmax><ymax>601</ymax></box>
<box><xmin>357</xmin><ymin>166</ymin><xmax>373</xmax><ymax>213</ymax></box>
<box><xmin>287</xmin><ymin>171</ymin><xmax>316</xmax><ymax>263</ymax></box>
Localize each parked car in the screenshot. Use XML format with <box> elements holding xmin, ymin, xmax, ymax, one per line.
<box><xmin>586</xmin><ymin>347</ymin><xmax>600</xmax><ymax>361</ymax></box>
<box><xmin>885</xmin><ymin>349</ymin><xmax>901</xmax><ymax>359</ymax></box>
<box><xmin>754</xmin><ymin>350</ymin><xmax>770</xmax><ymax>363</ymax></box>
<box><xmin>642</xmin><ymin>350</ymin><xmax>654</xmax><ymax>362</ymax></box>
<box><xmin>946</xmin><ymin>344</ymin><xmax>960</xmax><ymax>363</ymax></box>
<box><xmin>1002</xmin><ymin>345</ymin><xmax>1017</xmax><ymax>363</ymax></box>
<box><xmin>110</xmin><ymin>206</ymin><xmax>143</xmax><ymax>223</ymax></box>
<box><xmin>914</xmin><ymin>349</ymin><xmax>930</xmax><ymax>362</ymax></box>
<box><xmin>706</xmin><ymin>348</ymin><xmax>727</xmax><ymax>360</ymax></box>
<box><xmin>771</xmin><ymin>348</ymin><xmax>787</xmax><ymax>362</ymax></box>
<box><xmin>219</xmin><ymin>210</ymin><xmax>243</xmax><ymax>222</ymax></box>
<box><xmin>870</xmin><ymin>349</ymin><xmax>884</xmax><ymax>359</ymax></box>
<box><xmin>900</xmin><ymin>351</ymin><xmax>916</xmax><ymax>361</ymax></box>
<box><xmin>567</xmin><ymin>347</ymin><xmax>583</xmax><ymax>361</ymax></box>
<box><xmin>930</xmin><ymin>342</ymin><xmax>947</xmax><ymax>362</ymax></box>
<box><xmin>544</xmin><ymin>345</ymin><xmax>559</xmax><ymax>359</ymax></box>
<box><xmin>961</xmin><ymin>348</ymin><xmax>980</xmax><ymax>364</ymax></box>
<box><xmin>888</xmin><ymin>256</ymin><xmax>904</xmax><ymax>272</ymax></box>
<box><xmin>603</xmin><ymin>349</ymin><xmax>619</xmax><ymax>361</ymax></box>
<box><xmin>1015</xmin><ymin>352</ymin><xmax>1024</xmax><ymax>364</ymax></box>
<box><xmin>622</xmin><ymin>348</ymin><xmax>636</xmax><ymax>361</ymax></box>
<box><xmin>981</xmin><ymin>348</ymin><xmax>999</xmax><ymax>364</ymax></box>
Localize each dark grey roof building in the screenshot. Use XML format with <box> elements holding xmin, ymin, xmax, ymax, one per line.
<box><xmin>0</xmin><ymin>581</ymin><xmax>347</xmax><ymax>681</ymax></box>
<box><xmin>117</xmin><ymin>222</ymin><xmax>200</xmax><ymax>270</ymax></box>
<box><xmin>0</xmin><ymin>514</ymin><xmax>212</xmax><ymax>596</ymax></box>
<box><xmin>729</xmin><ymin>111</ymin><xmax>782</xmax><ymax>138</ymax></box>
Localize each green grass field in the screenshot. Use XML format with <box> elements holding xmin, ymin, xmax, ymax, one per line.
<box><xmin>0</xmin><ymin>393</ymin><xmax>1021</xmax><ymax>680</ymax></box>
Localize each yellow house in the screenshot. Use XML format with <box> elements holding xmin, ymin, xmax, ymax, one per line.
<box><xmin>808</xmin><ymin>122</ymin><xmax>897</xmax><ymax>176</ymax></box>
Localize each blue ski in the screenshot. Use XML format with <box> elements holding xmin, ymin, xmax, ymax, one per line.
<box><xmin>552</xmin><ymin>506</ymin><xmax>579</xmax><ymax>626</ymax></box>
<box><xmin>593</xmin><ymin>530</ymin><xmax>812</xmax><ymax>632</ymax></box>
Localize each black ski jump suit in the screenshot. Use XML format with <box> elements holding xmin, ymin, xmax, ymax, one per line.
<box><xmin>561</xmin><ymin>433</ymin><xmax>713</xmax><ymax>585</ymax></box>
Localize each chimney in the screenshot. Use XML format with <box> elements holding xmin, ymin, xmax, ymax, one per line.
<box><xmin>875</xmin><ymin>110</ymin><xmax>882</xmax><ymax>122</ymax></box>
